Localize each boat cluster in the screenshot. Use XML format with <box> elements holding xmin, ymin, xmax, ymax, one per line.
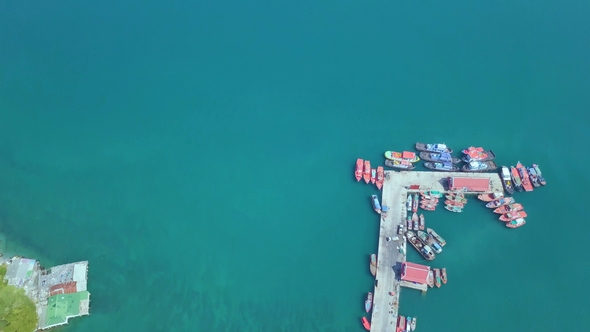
<box><xmin>383</xmin><ymin>143</ymin><xmax>500</xmax><ymax>173</ymax></box>
<box><xmin>502</xmin><ymin>162</ymin><xmax>547</xmax><ymax>194</ymax></box>
<box><xmin>396</xmin><ymin>315</ymin><xmax>417</xmax><ymax>332</ymax></box>
<box><xmin>405</xmin><ymin>228</ymin><xmax>446</xmax><ymax>261</ymax></box>
<box><xmin>478</xmin><ymin>192</ymin><xmax>527</xmax><ymax>228</ymax></box>
<box><xmin>443</xmin><ymin>191</ymin><xmax>468</xmax><ymax>213</ymax></box>
<box><xmin>354</xmin><ymin>158</ymin><xmax>384</xmax><ymax>189</ymax></box>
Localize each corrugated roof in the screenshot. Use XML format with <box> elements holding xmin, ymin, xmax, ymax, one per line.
<box><xmin>449</xmin><ymin>177</ymin><xmax>490</xmax><ymax>192</ymax></box>
<box><xmin>401</xmin><ymin>262</ymin><xmax>430</xmax><ymax>284</ymax></box>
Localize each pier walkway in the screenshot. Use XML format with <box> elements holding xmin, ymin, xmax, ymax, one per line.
<box><xmin>369</xmin><ymin>170</ymin><xmax>502</xmax><ymax>332</ymax></box>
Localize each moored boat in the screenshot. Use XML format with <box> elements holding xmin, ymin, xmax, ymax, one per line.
<box><xmin>420</xmin><ymin>204</ymin><xmax>436</xmax><ymax>211</ymax></box>
<box><xmin>422</xmin><ymin>190</ymin><xmax>443</xmax><ymax>198</ymax></box>
<box><xmin>406</xmin><ymin>317</ymin><xmax>412</xmax><ymax>332</ymax></box>
<box><xmin>424</xmin><ymin>161</ymin><xmax>460</xmax><ymax>172</ymax></box>
<box><xmin>397</xmin><ymin>316</ymin><xmax>406</xmax><ymax>331</ymax></box>
<box><xmin>370</xmin><ymin>169</ymin><xmax>376</xmax><ymax>184</ymax></box>
<box><xmin>365</xmin><ymin>292</ymin><xmax>373</xmax><ymax>313</ymax></box>
<box><xmin>427</xmin><ymin>228</ymin><xmax>446</xmax><ymax>246</ymax></box>
<box><xmin>417</xmin><ymin>230</ymin><xmax>442</xmax><ymax>253</ymax></box>
<box><xmin>462</xmin><ymin>161</ymin><xmax>498</xmax><ymax>172</ymax></box>
<box><xmin>499</xmin><ymin>211</ymin><xmax>528</xmax><ymax>222</ymax></box>
<box><xmin>385</xmin><ymin>151</ymin><xmax>420</xmax><ymax>163</ymax></box>
<box><xmin>510</xmin><ymin>166</ymin><xmax>524</xmax><ymax>192</ymax></box>
<box><xmin>412</xmin><ymin>193</ymin><xmax>419</xmax><ymax>212</ymax></box>
<box><xmin>376</xmin><ymin>166</ymin><xmax>384</xmax><ymax>190</ymax></box>
<box><xmin>407</xmin><ymin>194</ymin><xmax>413</xmax><ymax>211</ymax></box>
<box><xmin>434</xmin><ymin>268</ymin><xmax>442</xmax><ymax>288</ymax></box>
<box><xmin>420</xmin><ymin>197</ymin><xmax>439</xmax><ymax>205</ymax></box>
<box><xmin>415</xmin><ymin>142</ymin><xmax>453</xmax><ymax>153</ymax></box>
<box><xmin>384</xmin><ymin>159</ymin><xmax>416</xmax><ymax>170</ymax></box>
<box><xmin>411</xmin><ymin>317</ymin><xmax>417</xmax><ymax>331</ymax></box>
<box><xmin>462</xmin><ymin>146</ymin><xmax>496</xmax><ymax>162</ymax></box>
<box><xmin>369</xmin><ymin>254</ymin><xmax>377</xmax><ymax>276</ymax></box>
<box><xmin>445</xmin><ymin>205</ymin><xmax>463</xmax><ymax>213</ymax></box>
<box><xmin>485</xmin><ymin>196</ymin><xmax>515</xmax><ymax>208</ymax></box>
<box><xmin>526</xmin><ymin>166</ymin><xmax>541</xmax><ymax>188</ymax></box>
<box><xmin>478</xmin><ymin>192</ymin><xmax>503</xmax><ymax>202</ymax></box>
<box><xmin>355</xmin><ymin>159</ymin><xmax>363</xmax><ymax>182</ymax></box>
<box><xmin>493</xmin><ymin>203</ymin><xmax>523</xmax><ymax>214</ymax></box>
<box><xmin>516</xmin><ymin>162</ymin><xmax>533</xmax><ymax>191</ymax></box>
<box><xmin>371</xmin><ymin>195</ymin><xmax>382</xmax><ymax>214</ymax></box>
<box><xmin>419</xmin><ymin>213</ymin><xmax>425</xmax><ymax>230</ymax></box>
<box><xmin>428</xmin><ymin>270</ymin><xmax>434</xmax><ymax>288</ymax></box>
<box><xmin>419</xmin><ymin>151</ymin><xmax>462</xmax><ymax>164</ymax></box>
<box><xmin>406</xmin><ymin>231</ymin><xmax>435</xmax><ymax>260</ymax></box>
<box><xmin>506</xmin><ymin>218</ymin><xmax>526</xmax><ymax>228</ymax></box>
<box><xmin>441</xmin><ymin>268</ymin><xmax>448</xmax><ymax>284</ymax></box>
<box><xmin>361</xmin><ymin>317</ymin><xmax>371</xmax><ymax>331</ymax></box>
<box><xmin>363</xmin><ymin>160</ymin><xmax>371</xmax><ymax>184</ymax></box>
<box><xmin>533</xmin><ymin>164</ymin><xmax>546</xmax><ymax>185</ymax></box>
<box><xmin>445</xmin><ymin>200</ymin><xmax>465</xmax><ymax>207</ymax></box>
<box><xmin>499</xmin><ymin>166</ymin><xmax>515</xmax><ymax>194</ymax></box>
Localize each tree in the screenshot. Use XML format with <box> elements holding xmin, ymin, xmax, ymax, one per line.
<box><xmin>0</xmin><ymin>264</ymin><xmax>38</xmax><ymax>332</ymax></box>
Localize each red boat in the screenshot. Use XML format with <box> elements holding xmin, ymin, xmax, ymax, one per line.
<box><xmin>517</xmin><ymin>162</ymin><xmax>534</xmax><ymax>191</ymax></box>
<box><xmin>477</xmin><ymin>192</ymin><xmax>504</xmax><ymax>202</ymax></box>
<box><xmin>493</xmin><ymin>203</ymin><xmax>523</xmax><ymax>214</ymax></box>
<box><xmin>376</xmin><ymin>166</ymin><xmax>384</xmax><ymax>190</ymax></box>
<box><xmin>361</xmin><ymin>317</ymin><xmax>371</xmax><ymax>331</ymax></box>
<box><xmin>370</xmin><ymin>168</ymin><xmax>376</xmax><ymax>184</ymax></box>
<box><xmin>355</xmin><ymin>159</ymin><xmax>363</xmax><ymax>182</ymax></box>
<box><xmin>499</xmin><ymin>211</ymin><xmax>528</xmax><ymax>222</ymax></box>
<box><xmin>421</xmin><ymin>204</ymin><xmax>436</xmax><ymax>211</ymax></box>
<box><xmin>506</xmin><ymin>218</ymin><xmax>526</xmax><ymax>228</ymax></box>
<box><xmin>397</xmin><ymin>316</ymin><xmax>406</xmax><ymax>331</ymax></box>
<box><xmin>444</xmin><ymin>200</ymin><xmax>465</xmax><ymax>207</ymax></box>
<box><xmin>363</xmin><ymin>161</ymin><xmax>371</xmax><ymax>184</ymax></box>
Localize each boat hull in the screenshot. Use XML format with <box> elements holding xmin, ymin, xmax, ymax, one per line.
<box><xmin>384</xmin><ymin>159</ymin><xmax>416</xmax><ymax>170</ymax></box>
<box><xmin>369</xmin><ymin>254</ymin><xmax>377</xmax><ymax>276</ymax></box>
<box><xmin>485</xmin><ymin>197</ymin><xmax>516</xmax><ymax>208</ymax></box>
<box><xmin>376</xmin><ymin>166</ymin><xmax>384</xmax><ymax>190</ymax></box>
<box><xmin>415</xmin><ymin>142</ymin><xmax>453</xmax><ymax>153</ymax></box>
<box><xmin>510</xmin><ymin>166</ymin><xmax>524</xmax><ymax>191</ymax></box>
<box><xmin>517</xmin><ymin>162</ymin><xmax>534</xmax><ymax>191</ymax></box>
<box><xmin>355</xmin><ymin>159</ymin><xmax>363</xmax><ymax>182</ymax></box>
<box><xmin>477</xmin><ymin>192</ymin><xmax>503</xmax><ymax>202</ymax></box>
<box><xmin>363</xmin><ymin>161</ymin><xmax>371</xmax><ymax>184</ymax></box>
<box><xmin>365</xmin><ymin>292</ymin><xmax>373</xmax><ymax>313</ymax></box>
<box><xmin>506</xmin><ymin>218</ymin><xmax>526</xmax><ymax>228</ymax></box>
<box><xmin>499</xmin><ymin>211</ymin><xmax>527</xmax><ymax>222</ymax></box>
<box><xmin>419</xmin><ymin>152</ymin><xmax>461</xmax><ymax>164</ymax></box>
<box><xmin>384</xmin><ymin>151</ymin><xmax>420</xmax><ymax>163</ymax></box>
<box><xmin>441</xmin><ymin>268</ymin><xmax>448</xmax><ymax>284</ymax></box>
<box><xmin>361</xmin><ymin>317</ymin><xmax>371</xmax><ymax>331</ymax></box>
<box><xmin>462</xmin><ymin>148</ymin><xmax>496</xmax><ymax>162</ymax></box>
<box><xmin>371</xmin><ymin>195</ymin><xmax>382</xmax><ymax>214</ymax></box>
<box><xmin>424</xmin><ymin>162</ymin><xmax>460</xmax><ymax>172</ymax></box>
<box><xmin>493</xmin><ymin>203</ymin><xmax>523</xmax><ymax>214</ymax></box>
<box><xmin>462</xmin><ymin>161</ymin><xmax>498</xmax><ymax>172</ymax></box>
<box><xmin>427</xmin><ymin>228</ymin><xmax>446</xmax><ymax>246</ymax></box>
<box><xmin>499</xmin><ymin>166</ymin><xmax>515</xmax><ymax>194</ymax></box>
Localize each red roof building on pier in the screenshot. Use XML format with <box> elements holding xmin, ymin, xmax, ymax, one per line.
<box><xmin>400</xmin><ymin>262</ymin><xmax>430</xmax><ymax>284</ymax></box>
<box><xmin>448</xmin><ymin>176</ymin><xmax>490</xmax><ymax>192</ymax></box>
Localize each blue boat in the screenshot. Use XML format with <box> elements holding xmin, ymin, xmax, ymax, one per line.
<box><xmin>371</xmin><ymin>195</ymin><xmax>381</xmax><ymax>214</ymax></box>
<box><xmin>424</xmin><ymin>162</ymin><xmax>460</xmax><ymax>172</ymax></box>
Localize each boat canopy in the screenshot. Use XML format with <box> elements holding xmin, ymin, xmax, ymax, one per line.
<box><xmin>402</xmin><ymin>151</ymin><xmax>416</xmax><ymax>159</ymax></box>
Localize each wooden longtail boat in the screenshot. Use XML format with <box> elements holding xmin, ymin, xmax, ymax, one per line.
<box><xmin>363</xmin><ymin>160</ymin><xmax>371</xmax><ymax>184</ymax></box>
<box><xmin>355</xmin><ymin>159</ymin><xmax>363</xmax><ymax>182</ymax></box>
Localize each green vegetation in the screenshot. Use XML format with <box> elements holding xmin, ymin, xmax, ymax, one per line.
<box><xmin>0</xmin><ymin>264</ymin><xmax>38</xmax><ymax>332</ymax></box>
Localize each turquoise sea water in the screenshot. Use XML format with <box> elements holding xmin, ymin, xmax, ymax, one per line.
<box><xmin>1</xmin><ymin>1</ymin><xmax>589</xmax><ymax>331</ymax></box>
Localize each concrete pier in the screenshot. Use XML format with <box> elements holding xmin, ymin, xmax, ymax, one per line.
<box><xmin>369</xmin><ymin>170</ymin><xmax>502</xmax><ymax>332</ymax></box>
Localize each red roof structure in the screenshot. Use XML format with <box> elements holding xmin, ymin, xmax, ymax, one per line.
<box><xmin>448</xmin><ymin>176</ymin><xmax>490</xmax><ymax>192</ymax></box>
<box><xmin>400</xmin><ymin>262</ymin><xmax>430</xmax><ymax>284</ymax></box>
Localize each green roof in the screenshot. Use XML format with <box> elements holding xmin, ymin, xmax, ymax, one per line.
<box><xmin>45</xmin><ymin>291</ymin><xmax>90</xmax><ymax>327</ymax></box>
